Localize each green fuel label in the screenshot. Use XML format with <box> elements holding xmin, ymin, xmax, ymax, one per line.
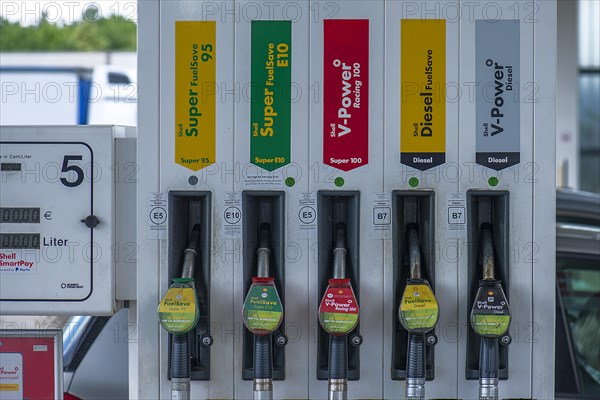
<box><xmin>470</xmin><ymin>282</ymin><xmax>511</xmax><ymax>337</ymax></box>
<box><xmin>250</xmin><ymin>20</ymin><xmax>291</xmax><ymax>171</ymax></box>
<box><xmin>243</xmin><ymin>283</ymin><xmax>283</xmax><ymax>334</ymax></box>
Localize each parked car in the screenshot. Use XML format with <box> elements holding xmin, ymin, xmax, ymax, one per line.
<box><xmin>555</xmin><ymin>189</ymin><xmax>600</xmax><ymax>398</ymax></box>
<box><xmin>63</xmin><ymin>308</ymin><xmax>129</xmax><ymax>400</ymax></box>
<box><xmin>61</xmin><ymin>190</ymin><xmax>600</xmax><ymax>399</ymax></box>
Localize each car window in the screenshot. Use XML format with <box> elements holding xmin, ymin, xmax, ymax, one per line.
<box><xmin>557</xmin><ymin>257</ymin><xmax>600</xmax><ymax>397</ymax></box>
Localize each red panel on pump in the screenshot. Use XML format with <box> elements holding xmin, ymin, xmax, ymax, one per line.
<box><xmin>323</xmin><ymin>19</ymin><xmax>369</xmax><ymax>172</ymax></box>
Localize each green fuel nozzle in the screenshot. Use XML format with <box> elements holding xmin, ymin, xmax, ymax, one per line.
<box><xmin>242</xmin><ymin>223</ymin><xmax>283</xmax><ymax>400</ymax></box>
<box><xmin>157</xmin><ymin>224</ymin><xmax>203</xmax><ymax>400</ymax></box>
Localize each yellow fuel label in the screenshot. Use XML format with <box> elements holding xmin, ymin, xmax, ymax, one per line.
<box><xmin>399</xmin><ymin>283</ymin><xmax>439</xmax><ymax>332</ymax></box>
<box><xmin>401</xmin><ymin>19</ymin><xmax>446</xmax><ymax>170</ymax></box>
<box><xmin>158</xmin><ymin>286</ymin><xmax>199</xmax><ymax>334</ymax></box>
<box><xmin>175</xmin><ymin>21</ymin><xmax>216</xmax><ymax>171</ymax></box>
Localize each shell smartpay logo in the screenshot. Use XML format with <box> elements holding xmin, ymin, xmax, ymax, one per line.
<box><xmin>61</xmin><ymin>282</ymin><xmax>83</xmax><ymax>289</ymax></box>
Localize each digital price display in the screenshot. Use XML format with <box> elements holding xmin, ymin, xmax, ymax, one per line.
<box><xmin>0</xmin><ymin>233</ymin><xmax>40</xmax><ymax>249</ymax></box>
<box><xmin>0</xmin><ymin>163</ymin><xmax>22</xmax><ymax>171</ymax></box>
<box><xmin>0</xmin><ymin>208</ymin><xmax>40</xmax><ymax>223</ymax></box>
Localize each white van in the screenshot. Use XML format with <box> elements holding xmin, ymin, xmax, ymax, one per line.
<box><xmin>0</xmin><ymin>65</ymin><xmax>136</xmax><ymax>126</ymax></box>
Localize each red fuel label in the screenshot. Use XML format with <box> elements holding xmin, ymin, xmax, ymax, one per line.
<box><xmin>323</xmin><ymin>19</ymin><xmax>369</xmax><ymax>172</ymax></box>
<box><xmin>318</xmin><ymin>278</ymin><xmax>359</xmax><ymax>335</ymax></box>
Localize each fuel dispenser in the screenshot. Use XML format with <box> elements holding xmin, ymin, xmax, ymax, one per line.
<box><xmin>232</xmin><ymin>2</ymin><xmax>311</xmax><ymax>399</ymax></box>
<box><xmin>133</xmin><ymin>0</ymin><xmax>557</xmax><ymax>398</ymax></box>
<box><xmin>308</xmin><ymin>2</ymin><xmax>385</xmax><ymax>398</ymax></box>
<box><xmin>457</xmin><ymin>1</ymin><xmax>557</xmax><ymax>398</ymax></box>
<box><xmin>384</xmin><ymin>2</ymin><xmax>460</xmax><ymax>397</ymax></box>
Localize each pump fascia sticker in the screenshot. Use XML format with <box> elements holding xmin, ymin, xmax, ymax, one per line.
<box><xmin>319</xmin><ymin>279</ymin><xmax>359</xmax><ymax>335</ymax></box>
<box><xmin>476</xmin><ymin>20</ymin><xmax>520</xmax><ymax>170</ymax></box>
<box><xmin>250</xmin><ymin>21</ymin><xmax>292</xmax><ymax>172</ymax></box>
<box><xmin>401</xmin><ymin>19</ymin><xmax>446</xmax><ymax>171</ymax></box>
<box><xmin>0</xmin><ymin>353</ymin><xmax>23</xmax><ymax>399</ymax></box>
<box><xmin>175</xmin><ymin>21</ymin><xmax>216</xmax><ymax>171</ymax></box>
<box><xmin>243</xmin><ymin>279</ymin><xmax>283</xmax><ymax>334</ymax></box>
<box><xmin>399</xmin><ymin>282</ymin><xmax>439</xmax><ymax>332</ymax></box>
<box><xmin>323</xmin><ymin>19</ymin><xmax>369</xmax><ymax>172</ymax></box>
<box><xmin>158</xmin><ymin>286</ymin><xmax>198</xmax><ymax>334</ymax></box>
<box><xmin>0</xmin><ymin>334</ymin><xmax>58</xmax><ymax>399</ymax></box>
<box><xmin>470</xmin><ymin>282</ymin><xmax>511</xmax><ymax>337</ymax></box>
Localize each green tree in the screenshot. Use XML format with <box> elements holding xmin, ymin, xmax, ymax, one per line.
<box><xmin>0</xmin><ymin>7</ymin><xmax>136</xmax><ymax>52</ymax></box>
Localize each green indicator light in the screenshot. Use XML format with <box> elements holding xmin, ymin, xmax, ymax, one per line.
<box><xmin>285</xmin><ymin>177</ymin><xmax>295</xmax><ymax>187</ymax></box>
<box><xmin>409</xmin><ymin>177</ymin><xmax>419</xmax><ymax>188</ymax></box>
<box><xmin>488</xmin><ymin>177</ymin><xmax>499</xmax><ymax>187</ymax></box>
<box><xmin>334</xmin><ymin>177</ymin><xmax>345</xmax><ymax>187</ymax></box>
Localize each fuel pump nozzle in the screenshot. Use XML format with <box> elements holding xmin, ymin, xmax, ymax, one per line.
<box><xmin>157</xmin><ymin>224</ymin><xmax>202</xmax><ymax>400</ymax></box>
<box><xmin>329</xmin><ymin>223</ymin><xmax>349</xmax><ymax>400</ymax></box>
<box><xmin>398</xmin><ymin>225</ymin><xmax>439</xmax><ymax>400</ymax></box>
<box><xmin>254</xmin><ymin>223</ymin><xmax>274</xmax><ymax>400</ymax></box>
<box><xmin>470</xmin><ymin>223</ymin><xmax>511</xmax><ymax>400</ymax></box>
<box><xmin>318</xmin><ymin>200</ymin><xmax>359</xmax><ymax>400</ymax></box>
<box><xmin>243</xmin><ymin>222</ymin><xmax>283</xmax><ymax>400</ymax></box>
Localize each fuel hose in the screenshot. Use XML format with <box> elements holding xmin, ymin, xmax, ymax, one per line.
<box><xmin>171</xmin><ymin>333</ymin><xmax>191</xmax><ymax>400</ymax></box>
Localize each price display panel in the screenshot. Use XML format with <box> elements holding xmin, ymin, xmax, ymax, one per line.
<box><xmin>0</xmin><ymin>126</ymin><xmax>116</xmax><ymax>315</ymax></box>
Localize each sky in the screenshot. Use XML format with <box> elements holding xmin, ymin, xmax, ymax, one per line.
<box><xmin>0</xmin><ymin>0</ymin><xmax>137</xmax><ymax>25</ymax></box>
